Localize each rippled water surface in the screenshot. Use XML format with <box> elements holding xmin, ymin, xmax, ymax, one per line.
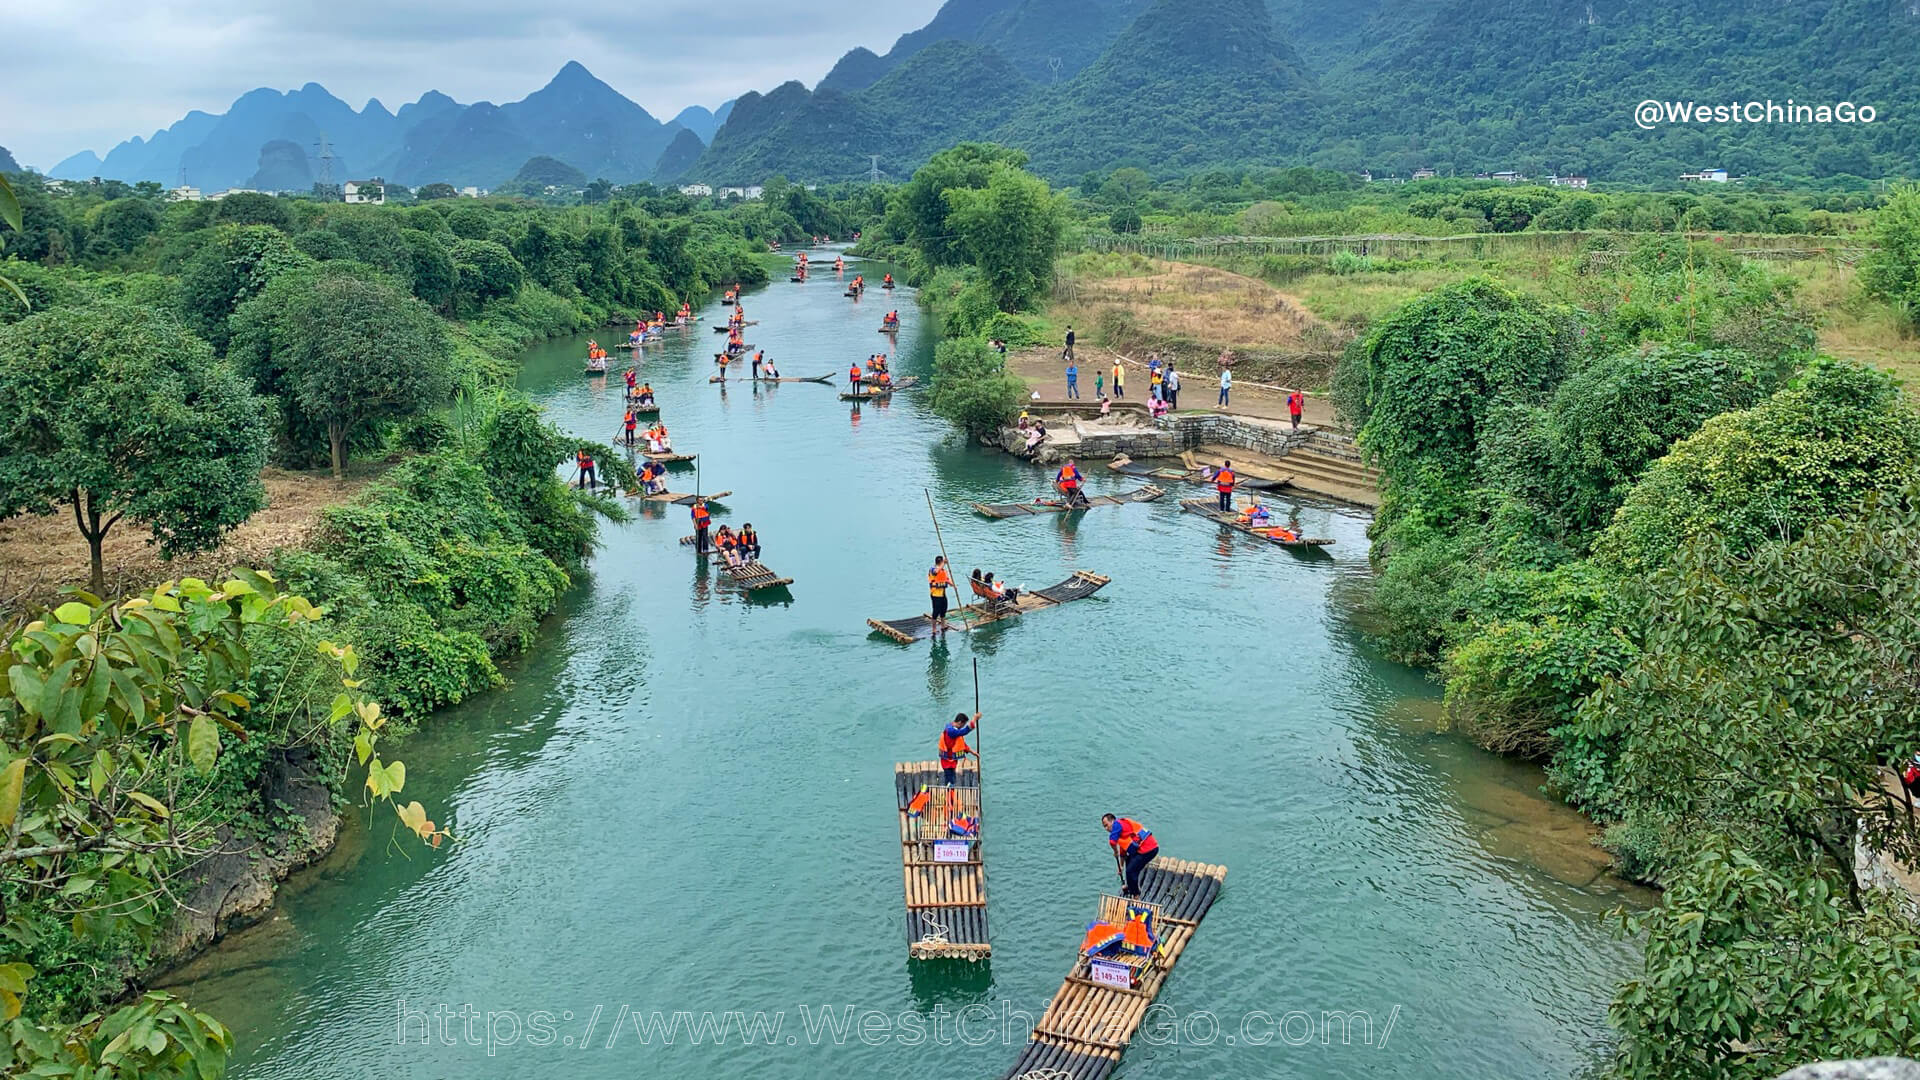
<box><xmin>173</xmin><ymin>261</ymin><xmax>1646</xmax><ymax>1079</ymax></box>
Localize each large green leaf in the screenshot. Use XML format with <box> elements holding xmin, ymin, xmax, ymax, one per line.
<box><xmin>186</xmin><ymin>715</ymin><xmax>220</xmax><ymax>774</ymax></box>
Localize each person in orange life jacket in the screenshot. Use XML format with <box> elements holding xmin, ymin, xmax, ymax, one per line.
<box><xmin>927</xmin><ymin>556</ymin><xmax>954</xmax><ymax>635</ymax></box>
<box><xmin>939</xmin><ymin>712</ymin><xmax>979</xmax><ymax>786</ymax></box>
<box><xmin>751</xmin><ymin>351</ymin><xmax>764</xmax><ymax>378</ymax></box>
<box><xmin>1287</xmin><ymin>389</ymin><xmax>1305</xmax><ymax>431</ymax></box>
<box><xmin>738</xmin><ymin>523</ymin><xmax>760</xmax><ymax>561</ymax></box>
<box><xmin>690</xmin><ymin>499</ymin><xmax>712</xmax><ymax>553</ymax></box>
<box><xmin>622</xmin><ymin>410</ymin><xmax>638</xmax><ymax>447</ymax></box>
<box><xmin>624</xmin><ymin>367</ymin><xmax>637</xmax><ymax>392</ymax></box>
<box><xmin>884</xmin><ymin>272</ymin><xmax>895</xmax><ymax>287</ymax></box>
<box><xmin>575</xmin><ymin>449</ymin><xmax>596</xmax><ymax>491</ymax></box>
<box><xmin>1214</xmin><ymin>459</ymin><xmax>1236</xmax><ymax>512</ymax></box>
<box><xmin>636</xmin><ymin>382</ymin><xmax>655</xmax><ymax>406</ymax></box>
<box><xmin>849</xmin><ymin>363</ymin><xmax>864</xmax><ymax>392</ymax></box>
<box><xmin>638</xmin><ymin>459</ymin><xmax>666</xmax><ymax>495</ymax></box>
<box><xmin>1056</xmin><ymin>459</ymin><xmax>1088</xmax><ymax>508</ymax></box>
<box><xmin>714</xmin><ymin>525</ymin><xmax>744</xmax><ymax>568</ymax></box>
<box><xmin>1103</xmin><ymin>814</ymin><xmax>1160</xmax><ymax>899</ymax></box>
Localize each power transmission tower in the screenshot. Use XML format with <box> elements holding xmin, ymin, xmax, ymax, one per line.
<box><xmin>868</xmin><ymin>155</ymin><xmax>884</xmax><ymax>183</ymax></box>
<box><xmin>314</xmin><ymin>133</ymin><xmax>336</xmax><ymax>186</ymax></box>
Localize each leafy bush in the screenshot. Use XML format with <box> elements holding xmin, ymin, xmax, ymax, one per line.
<box><xmin>928</xmin><ymin>338</ymin><xmax>1028</xmax><ymax>438</ymax></box>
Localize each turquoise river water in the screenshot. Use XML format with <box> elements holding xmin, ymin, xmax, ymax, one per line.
<box><xmin>167</xmin><ymin>260</ymin><xmax>1648</xmax><ymax>1079</ymax></box>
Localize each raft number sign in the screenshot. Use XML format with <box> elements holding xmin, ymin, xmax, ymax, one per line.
<box><xmin>933</xmin><ymin>840</ymin><xmax>971</xmax><ymax>863</ymax></box>
<box><xmin>1088</xmin><ymin>959</ymin><xmax>1132</xmax><ymax>988</ymax></box>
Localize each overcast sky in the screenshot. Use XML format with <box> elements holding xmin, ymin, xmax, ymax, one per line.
<box><xmin>0</xmin><ymin>1</ymin><xmax>949</xmax><ymax>169</ymax></box>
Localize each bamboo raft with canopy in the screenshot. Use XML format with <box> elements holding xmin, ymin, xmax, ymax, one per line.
<box><xmin>894</xmin><ymin>760</ymin><xmax>989</xmax><ymax>960</ymax></box>
<box><xmin>839</xmin><ymin>376</ymin><xmax>920</xmax><ymax>401</ymax></box>
<box><xmin>1179</xmin><ymin>499</ymin><xmax>1334</xmax><ymax>551</ymax></box>
<box><xmin>632</xmin><ymin>489</ymin><xmax>729</xmax><ymax>506</ymax></box>
<box><xmin>707</xmin><ymin>372</ymin><xmax>835</xmax><ymax>385</ymax></box>
<box><xmin>994</xmin><ymin>860</ymin><xmax>1228</xmax><ymax>1080</ymax></box>
<box><xmin>867</xmin><ymin>571</ymin><xmax>1110</xmax><ymax>643</ymax></box>
<box><xmin>971</xmin><ymin>486</ymin><xmax>1164</xmax><ymax>519</ymax></box>
<box><xmin>1108</xmin><ymin>454</ymin><xmax>1292</xmax><ymax>492</ymax></box>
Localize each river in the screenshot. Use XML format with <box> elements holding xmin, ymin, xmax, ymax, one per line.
<box><xmin>166</xmin><ymin>259</ymin><xmax>1648</xmax><ymax>1079</ymax></box>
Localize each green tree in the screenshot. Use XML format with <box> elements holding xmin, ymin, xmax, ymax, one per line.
<box><xmin>927</xmin><ymin>337</ymin><xmax>1027</xmax><ymax>437</ymax></box>
<box><xmin>92</xmin><ymin>197</ymin><xmax>162</xmax><ymax>254</ymax></box>
<box><xmin>885</xmin><ymin>143</ymin><xmax>1030</xmax><ymax>269</ymax></box>
<box><xmin>402</xmin><ymin>228</ymin><xmax>457</xmax><ymax>311</ymax></box>
<box><xmin>1592</xmin><ymin>359</ymin><xmax>1920</xmax><ymax>576</ymax></box>
<box><xmin>942</xmin><ymin>165</ymin><xmax>1065</xmax><ymax>312</ymax></box>
<box><xmin>416</xmin><ymin>182</ymin><xmax>458</xmax><ymax>201</ymax></box>
<box><xmin>210</xmin><ymin>190</ymin><xmax>292</xmax><ymax>231</ymax></box>
<box><xmin>272</xmin><ymin>273</ymin><xmax>454</xmax><ymax>476</ymax></box>
<box><xmin>450</xmin><ymin>238</ymin><xmax>524</xmax><ymax>314</ymax></box>
<box><xmin>1860</xmin><ymin>181</ymin><xmax>1920</xmax><ymax>324</ymax></box>
<box><xmin>175</xmin><ymin>224</ymin><xmax>308</xmax><ymax>350</ymax></box>
<box><xmin>0</xmin><ymin>302</ymin><xmax>268</xmax><ymax>594</ymax></box>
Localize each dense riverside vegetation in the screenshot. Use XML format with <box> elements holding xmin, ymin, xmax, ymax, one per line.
<box><xmin>4</xmin><ymin>151</ymin><xmax>1920</xmax><ymax>1077</ymax></box>
<box><xmin>1336</xmin><ymin>184</ymin><xmax>1920</xmax><ymax>1075</ymax></box>
<box><xmin>0</xmin><ymin>177</ymin><xmax>840</xmax><ymax>1075</ymax></box>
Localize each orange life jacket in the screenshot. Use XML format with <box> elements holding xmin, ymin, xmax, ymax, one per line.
<box><xmin>928</xmin><ymin>565</ymin><xmax>952</xmax><ymax>596</ymax></box>
<box><xmin>937</xmin><ymin>726</ymin><xmax>971</xmax><ymax>766</ymax></box>
<box><xmin>1215</xmin><ymin>468</ymin><xmax>1236</xmax><ymax>493</ymax></box>
<box><xmin>691</xmin><ymin>504</ymin><xmax>711</xmax><ymax>527</ymax></box>
<box><xmin>1110</xmin><ymin>817</ymin><xmax>1158</xmax><ymax>855</ymax></box>
<box><xmin>577</xmin><ymin>451</ymin><xmax>593</xmax><ymax>469</ymax></box>
<box><xmin>1057</xmin><ymin>465</ymin><xmax>1082</xmax><ymax>488</ymax></box>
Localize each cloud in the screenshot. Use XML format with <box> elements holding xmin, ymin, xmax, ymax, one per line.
<box><xmin>0</xmin><ymin>0</ymin><xmax>947</xmax><ymax>169</ymax></box>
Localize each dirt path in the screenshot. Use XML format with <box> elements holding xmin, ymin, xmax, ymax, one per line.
<box><xmin>1006</xmin><ymin>345</ymin><xmax>1344</xmax><ymax>430</ymax></box>
<box><xmin>0</xmin><ymin>466</ymin><xmax>378</xmax><ymax>615</ymax></box>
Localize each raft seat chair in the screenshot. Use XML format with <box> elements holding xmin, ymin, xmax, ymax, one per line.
<box><xmin>917</xmin><ymin>783</ymin><xmax>981</xmax><ymax>845</ymax></box>
<box><xmin>1075</xmin><ymin>894</ymin><xmax>1166</xmax><ymax>988</ymax></box>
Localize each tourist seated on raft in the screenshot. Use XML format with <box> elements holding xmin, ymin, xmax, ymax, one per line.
<box><xmin>714</xmin><ymin>525</ymin><xmax>744</xmax><ymax>567</ymax></box>
<box><xmin>762</xmin><ymin>358</ymin><xmax>779</xmax><ymax>379</ymax></box>
<box><xmin>639</xmin><ymin>460</ymin><xmax>666</xmax><ymax>495</ymax></box>
<box><xmin>738</xmin><ymin>524</ymin><xmax>760</xmax><ymax>560</ymax></box>
<box><xmin>1241</xmin><ymin>502</ymin><xmax>1272</xmax><ymax>527</ymax></box>
<box><xmin>647</xmin><ymin>425</ymin><xmax>672</xmax><ymax>454</ymax></box>
<box><xmin>637</xmin><ymin>383</ymin><xmax>655</xmax><ymax>405</ymax></box>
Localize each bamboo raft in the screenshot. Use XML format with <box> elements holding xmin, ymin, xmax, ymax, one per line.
<box><xmin>894</xmin><ymin>761</ymin><xmax>989</xmax><ymax>960</ymax></box>
<box><xmin>707</xmin><ymin>371</ymin><xmax>835</xmax><ymax>385</ymax></box>
<box><xmin>879</xmin><ymin>324</ymin><xmax>900</xmax><ymax>334</ymax></box>
<box><xmin>972</xmin><ymin>485</ymin><xmax>1164</xmax><ymax>519</ymax></box>
<box><xmin>633</xmin><ymin>489</ymin><xmax>729</xmax><ymax>506</ymax></box>
<box><xmin>1109</xmin><ymin>454</ymin><xmax>1292</xmax><ymax>493</ymax></box>
<box><xmin>839</xmin><ymin>376</ymin><xmax>920</xmax><ymax>401</ymax></box>
<box><xmin>867</xmin><ymin>571</ymin><xmax>1110</xmax><ymax>643</ymax></box>
<box><xmin>712</xmin><ymin>321</ymin><xmax>759</xmax><ymax>332</ymax></box>
<box><xmin>1178</xmin><ymin>499</ymin><xmax>1334</xmax><ymax>550</ymax></box>
<box><xmin>713</xmin><ymin>346</ymin><xmax>757</xmax><ymax>358</ymax></box>
<box><xmin>995</xmin><ymin>860</ymin><xmax>1228</xmax><ymax>1080</ymax></box>
<box><xmin>623</xmin><ymin>403</ymin><xmax>661</xmax><ymax>418</ymax></box>
<box><xmin>643</xmin><ymin>451</ymin><xmax>696</xmax><ymax>464</ymax></box>
<box><xmin>724</xmin><ymin>561</ymin><xmax>792</xmax><ymax>592</ymax></box>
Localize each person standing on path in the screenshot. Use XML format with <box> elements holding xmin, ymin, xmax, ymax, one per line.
<box><xmin>1066</xmin><ymin>361</ymin><xmax>1079</xmax><ymax>399</ymax></box>
<box><xmin>1165</xmin><ymin>364</ymin><xmax>1180</xmax><ymax>409</ymax></box>
<box><xmin>1111</xmin><ymin>360</ymin><xmax>1125</xmax><ymax>399</ymax></box>
<box><xmin>1214</xmin><ymin>459</ymin><xmax>1236</xmax><ymax>512</ymax></box>
<box><xmin>1287</xmin><ymin>389</ymin><xmax>1305</xmax><ymax>431</ymax></box>
<box><xmin>1218</xmin><ymin>367</ymin><xmax>1232</xmax><ymax>408</ymax></box>
<box><xmin>1094</xmin><ymin>370</ymin><xmax>1104</xmax><ymax>399</ymax></box>
<box><xmin>1065</xmin><ymin>325</ymin><xmax>1076</xmax><ymax>362</ymax></box>
<box><xmin>928</xmin><ymin>555</ymin><xmax>954</xmax><ymax>636</ymax></box>
<box><xmin>1102</xmin><ymin>813</ymin><xmax>1160</xmax><ymax>900</ymax></box>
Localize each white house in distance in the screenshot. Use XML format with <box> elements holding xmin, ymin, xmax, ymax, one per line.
<box><xmin>343</xmin><ymin>179</ymin><xmax>386</xmax><ymax>204</ymax></box>
<box><xmin>208</xmin><ymin>188</ymin><xmax>259</xmax><ymax>200</ymax></box>
<box><xmin>1548</xmin><ymin>175</ymin><xmax>1590</xmax><ymax>188</ymax></box>
<box><xmin>1680</xmin><ymin>168</ymin><xmax>1730</xmax><ymax>183</ymax></box>
<box><xmin>679</xmin><ymin>183</ymin><xmax>713</xmax><ymax>197</ymax></box>
<box><xmin>168</xmin><ymin>186</ymin><xmax>203</xmax><ymax>202</ymax></box>
<box><xmin>457</xmin><ymin>186</ymin><xmax>484</xmax><ymax>198</ymax></box>
<box><xmin>1411</xmin><ymin>167</ymin><xmax>1437</xmax><ymax>180</ymax></box>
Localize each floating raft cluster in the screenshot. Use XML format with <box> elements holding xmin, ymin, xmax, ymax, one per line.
<box><xmin>707</xmin><ymin>372</ymin><xmax>835</xmax><ymax>385</ymax></box>
<box><xmin>1178</xmin><ymin>499</ymin><xmax>1334</xmax><ymax>551</ymax></box>
<box><xmin>972</xmin><ymin>485</ymin><xmax>1164</xmax><ymax>519</ymax></box>
<box><xmin>894</xmin><ymin>760</ymin><xmax>989</xmax><ymax>961</ymax></box>
<box><xmin>839</xmin><ymin>376</ymin><xmax>920</xmax><ymax>401</ymax></box>
<box><xmin>995</xmin><ymin>859</ymin><xmax>1228</xmax><ymax>1080</ymax></box>
<box><xmin>867</xmin><ymin>571</ymin><xmax>1110</xmax><ymax>643</ymax></box>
